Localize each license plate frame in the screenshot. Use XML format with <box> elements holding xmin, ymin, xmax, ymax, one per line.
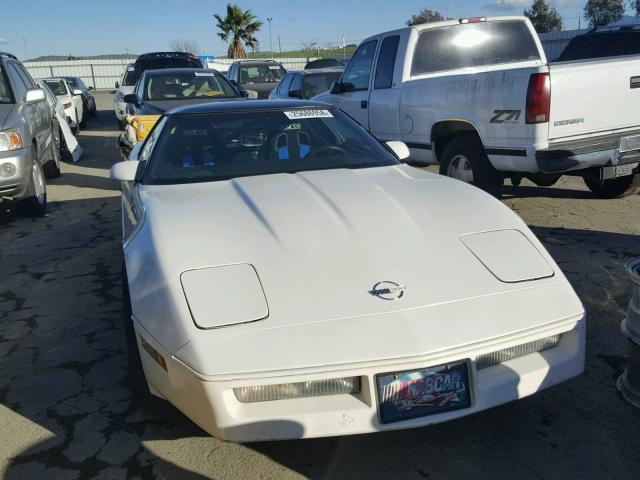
<box><xmin>376</xmin><ymin>361</ymin><xmax>471</xmax><ymax>424</ymax></box>
<box><xmin>614</xmin><ymin>163</ymin><xmax>638</xmax><ymax>178</ymax></box>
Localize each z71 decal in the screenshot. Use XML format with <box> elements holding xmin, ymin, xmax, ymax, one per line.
<box><xmin>490</xmin><ymin>110</ymin><xmax>521</xmax><ymax>124</ymax></box>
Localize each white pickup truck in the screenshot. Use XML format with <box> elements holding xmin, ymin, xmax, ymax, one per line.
<box><xmin>314</xmin><ymin>16</ymin><xmax>640</xmax><ymax>198</ymax></box>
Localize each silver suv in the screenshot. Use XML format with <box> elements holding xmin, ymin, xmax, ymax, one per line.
<box><xmin>0</xmin><ymin>52</ymin><xmax>60</xmax><ymax>216</ymax></box>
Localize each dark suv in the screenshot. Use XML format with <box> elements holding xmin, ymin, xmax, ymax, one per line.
<box><xmin>557</xmin><ymin>25</ymin><xmax>640</xmax><ymax>61</ymax></box>
<box><xmin>0</xmin><ymin>52</ymin><xmax>59</xmax><ymax>216</ymax></box>
<box><xmin>226</xmin><ymin>60</ymin><xmax>287</xmax><ymax>99</ymax></box>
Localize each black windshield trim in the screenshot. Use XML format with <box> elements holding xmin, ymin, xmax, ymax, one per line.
<box><xmin>145</xmin><ymin>164</ymin><xmax>398</xmax><ymax>186</ymax></box>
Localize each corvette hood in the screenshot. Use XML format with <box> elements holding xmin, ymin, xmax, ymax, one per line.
<box><xmin>129</xmin><ymin>165</ymin><xmax>572</xmax><ymax>353</ymax></box>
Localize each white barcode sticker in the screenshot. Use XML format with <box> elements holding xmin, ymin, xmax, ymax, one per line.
<box><xmin>268</xmin><ymin>66</ymin><xmax>281</xmax><ymax>70</ymax></box>
<box><xmin>194</xmin><ymin>72</ymin><xmax>215</xmax><ymax>76</ymax></box>
<box><xmin>284</xmin><ymin>109</ymin><xmax>333</xmax><ymax>120</ymax></box>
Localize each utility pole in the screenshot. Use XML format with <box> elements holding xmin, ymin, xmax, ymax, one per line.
<box><xmin>278</xmin><ymin>35</ymin><xmax>282</xmax><ymax>55</ymax></box>
<box><xmin>341</xmin><ymin>34</ymin><xmax>346</xmax><ymax>60</ymax></box>
<box><xmin>22</xmin><ymin>37</ymin><xmax>28</xmax><ymax>59</ymax></box>
<box><xmin>267</xmin><ymin>18</ymin><xmax>273</xmax><ymax>58</ymax></box>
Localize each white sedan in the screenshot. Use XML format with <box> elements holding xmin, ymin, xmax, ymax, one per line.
<box><xmin>43</xmin><ymin>78</ymin><xmax>84</xmax><ymax>133</ymax></box>
<box><xmin>111</xmin><ymin>100</ymin><xmax>585</xmax><ymax>442</ymax></box>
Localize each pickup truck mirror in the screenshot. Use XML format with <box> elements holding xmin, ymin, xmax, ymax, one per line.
<box><xmin>115</xmin><ymin>81</ymin><xmax>119</xmax><ymax>88</ymax></box>
<box><xmin>123</xmin><ymin>94</ymin><xmax>139</xmax><ymax>106</ymax></box>
<box><xmin>385</xmin><ymin>141</ymin><xmax>411</xmax><ymax>161</ymax></box>
<box><xmin>329</xmin><ymin>81</ymin><xmax>341</xmax><ymax>94</ymax></box>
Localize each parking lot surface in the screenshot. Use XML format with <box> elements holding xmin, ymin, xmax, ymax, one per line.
<box><xmin>1</xmin><ymin>92</ymin><xmax>639</xmax><ymax>480</ymax></box>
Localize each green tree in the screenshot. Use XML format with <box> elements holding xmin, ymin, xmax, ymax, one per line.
<box><xmin>524</xmin><ymin>0</ymin><xmax>563</xmax><ymax>32</ymax></box>
<box><xmin>584</xmin><ymin>0</ymin><xmax>625</xmax><ymax>27</ymax></box>
<box><xmin>214</xmin><ymin>4</ymin><xmax>262</xmax><ymax>59</ymax></box>
<box><xmin>407</xmin><ymin>8</ymin><xmax>446</xmax><ymax>26</ymax></box>
<box><xmin>632</xmin><ymin>0</ymin><xmax>640</xmax><ymax>16</ymax></box>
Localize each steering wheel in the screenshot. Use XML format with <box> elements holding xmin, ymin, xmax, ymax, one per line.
<box><xmin>310</xmin><ymin>145</ymin><xmax>348</xmax><ymax>158</ymax></box>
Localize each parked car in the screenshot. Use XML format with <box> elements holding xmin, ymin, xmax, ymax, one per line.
<box><xmin>270</xmin><ymin>68</ymin><xmax>344</xmax><ymax>100</ymax></box>
<box><xmin>304</xmin><ymin>58</ymin><xmax>345</xmax><ymax>70</ymax></box>
<box><xmin>63</xmin><ymin>76</ymin><xmax>96</xmax><ymax>119</ymax></box>
<box><xmin>314</xmin><ymin>16</ymin><xmax>640</xmax><ymax>198</ymax></box>
<box><xmin>114</xmin><ymin>53</ymin><xmax>203</xmax><ymax>129</ymax></box>
<box><xmin>0</xmin><ymin>52</ymin><xmax>59</xmax><ymax>216</ymax></box>
<box><xmin>38</xmin><ymin>80</ymin><xmax>73</xmax><ymax>163</ymax></box>
<box><xmin>557</xmin><ymin>23</ymin><xmax>640</xmax><ymax>61</ymax></box>
<box><xmin>110</xmin><ymin>100</ymin><xmax>585</xmax><ymax>442</ymax></box>
<box><xmin>43</xmin><ymin>78</ymin><xmax>84</xmax><ymax>133</ymax></box>
<box><xmin>114</xmin><ymin>64</ymin><xmax>137</xmax><ymax>129</ymax></box>
<box><xmin>226</xmin><ymin>60</ymin><xmax>286</xmax><ymax>99</ymax></box>
<box><xmin>118</xmin><ymin>68</ymin><xmax>242</xmax><ymax>157</ymax></box>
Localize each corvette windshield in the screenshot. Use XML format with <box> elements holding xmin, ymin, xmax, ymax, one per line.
<box><xmin>146</xmin><ymin>108</ymin><xmax>398</xmax><ymax>184</ymax></box>
<box><xmin>144</xmin><ymin>72</ymin><xmax>237</xmax><ymax>100</ymax></box>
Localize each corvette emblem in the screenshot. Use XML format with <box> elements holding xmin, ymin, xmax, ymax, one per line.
<box><xmin>369</xmin><ymin>281</ymin><xmax>406</xmax><ymax>301</ymax></box>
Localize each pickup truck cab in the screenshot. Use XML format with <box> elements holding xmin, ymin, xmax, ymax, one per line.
<box><xmin>314</xmin><ymin>16</ymin><xmax>640</xmax><ymax>198</ymax></box>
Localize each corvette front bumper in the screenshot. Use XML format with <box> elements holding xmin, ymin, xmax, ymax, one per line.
<box><xmin>134</xmin><ymin>315</ymin><xmax>585</xmax><ymax>442</ymax></box>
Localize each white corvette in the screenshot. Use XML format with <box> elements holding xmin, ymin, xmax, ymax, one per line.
<box><xmin>111</xmin><ymin>100</ymin><xmax>585</xmax><ymax>442</ymax></box>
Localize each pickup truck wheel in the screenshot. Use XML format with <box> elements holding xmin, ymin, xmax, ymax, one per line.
<box><xmin>584</xmin><ymin>174</ymin><xmax>640</xmax><ymax>198</ymax></box>
<box><xmin>16</xmin><ymin>149</ymin><xmax>47</xmax><ymax>217</ymax></box>
<box><xmin>122</xmin><ymin>265</ymin><xmax>154</xmax><ymax>406</ymax></box>
<box><xmin>440</xmin><ymin>136</ymin><xmax>502</xmax><ymax>197</ymax></box>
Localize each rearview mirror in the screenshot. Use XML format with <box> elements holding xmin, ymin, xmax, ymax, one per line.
<box><xmin>115</xmin><ymin>81</ymin><xmax>120</xmax><ymax>88</ymax></box>
<box><xmin>123</xmin><ymin>94</ymin><xmax>139</xmax><ymax>106</ymax></box>
<box><xmin>110</xmin><ymin>160</ymin><xmax>141</xmax><ymax>182</ymax></box>
<box><xmin>329</xmin><ymin>81</ymin><xmax>341</xmax><ymax>94</ymax></box>
<box><xmin>88</xmin><ymin>86</ymin><xmax>94</xmax><ymax>91</ymax></box>
<box><xmin>385</xmin><ymin>141</ymin><xmax>410</xmax><ymax>161</ymax></box>
<box><xmin>289</xmin><ymin>89</ymin><xmax>302</xmax><ymax>99</ymax></box>
<box><xmin>25</xmin><ymin>88</ymin><xmax>46</xmax><ymax>104</ymax></box>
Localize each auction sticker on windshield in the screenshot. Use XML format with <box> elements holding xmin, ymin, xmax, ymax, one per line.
<box><xmin>284</xmin><ymin>110</ymin><xmax>333</xmax><ymax>120</ymax></box>
<box><xmin>377</xmin><ymin>361</ymin><xmax>471</xmax><ymax>424</ymax></box>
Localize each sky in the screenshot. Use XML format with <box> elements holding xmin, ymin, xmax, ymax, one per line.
<box><xmin>0</xmin><ymin>0</ymin><xmax>636</xmax><ymax>59</ymax></box>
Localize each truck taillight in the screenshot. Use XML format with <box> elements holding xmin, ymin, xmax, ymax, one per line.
<box><xmin>525</xmin><ymin>73</ymin><xmax>550</xmax><ymax>124</ymax></box>
<box><xmin>460</xmin><ymin>17</ymin><xmax>486</xmax><ymax>24</ymax></box>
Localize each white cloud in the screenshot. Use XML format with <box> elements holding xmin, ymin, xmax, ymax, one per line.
<box><xmin>483</xmin><ymin>0</ymin><xmax>530</xmax><ymax>11</ymax></box>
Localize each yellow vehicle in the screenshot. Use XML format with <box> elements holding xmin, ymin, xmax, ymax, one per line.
<box><xmin>117</xmin><ymin>67</ymin><xmax>242</xmax><ymax>157</ymax></box>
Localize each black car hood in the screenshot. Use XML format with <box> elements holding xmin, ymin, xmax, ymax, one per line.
<box><xmin>138</xmin><ymin>97</ymin><xmax>240</xmax><ymax>115</ymax></box>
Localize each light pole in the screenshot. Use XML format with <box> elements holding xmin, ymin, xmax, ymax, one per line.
<box><xmin>267</xmin><ymin>18</ymin><xmax>273</xmax><ymax>58</ymax></box>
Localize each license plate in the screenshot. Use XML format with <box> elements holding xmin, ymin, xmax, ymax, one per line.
<box><xmin>619</xmin><ymin>134</ymin><xmax>640</xmax><ymax>153</ymax></box>
<box><xmin>615</xmin><ymin>163</ymin><xmax>638</xmax><ymax>178</ymax></box>
<box><xmin>377</xmin><ymin>361</ymin><xmax>471</xmax><ymax>424</ymax></box>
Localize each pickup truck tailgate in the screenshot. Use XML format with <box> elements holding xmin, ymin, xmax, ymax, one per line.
<box><xmin>548</xmin><ymin>56</ymin><xmax>640</xmax><ymax>141</ymax></box>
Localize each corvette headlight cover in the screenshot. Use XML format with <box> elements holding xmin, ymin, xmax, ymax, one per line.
<box><xmin>476</xmin><ymin>334</ymin><xmax>561</xmax><ymax>369</ymax></box>
<box><xmin>181</xmin><ymin>264</ymin><xmax>268</xmax><ymax>329</ymax></box>
<box><xmin>461</xmin><ymin>229</ymin><xmax>553</xmax><ymax>283</ymax></box>
<box><xmin>234</xmin><ymin>377</ymin><xmax>361</xmax><ymax>403</ymax></box>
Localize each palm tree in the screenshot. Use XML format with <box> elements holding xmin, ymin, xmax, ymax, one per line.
<box><xmin>214</xmin><ymin>4</ymin><xmax>262</xmax><ymax>59</ymax></box>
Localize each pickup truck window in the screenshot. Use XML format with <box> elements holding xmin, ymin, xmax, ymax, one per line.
<box><xmin>341</xmin><ymin>40</ymin><xmax>378</xmax><ymax>92</ymax></box>
<box><xmin>374</xmin><ymin>35</ymin><xmax>400</xmax><ymax>89</ymax></box>
<box><xmin>411</xmin><ymin>21</ymin><xmax>540</xmax><ymax>76</ymax></box>
<box><xmin>557</xmin><ymin>32</ymin><xmax>640</xmax><ymax>61</ymax></box>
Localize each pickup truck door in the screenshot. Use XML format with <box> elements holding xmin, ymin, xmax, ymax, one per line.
<box><xmin>334</xmin><ymin>39</ymin><xmax>378</xmax><ymax>128</ymax></box>
<box><xmin>368</xmin><ymin>34</ymin><xmax>402</xmax><ymax>140</ymax></box>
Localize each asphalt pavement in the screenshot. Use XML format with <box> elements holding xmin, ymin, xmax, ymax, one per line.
<box><xmin>1</xmin><ymin>92</ymin><xmax>639</xmax><ymax>480</ymax></box>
